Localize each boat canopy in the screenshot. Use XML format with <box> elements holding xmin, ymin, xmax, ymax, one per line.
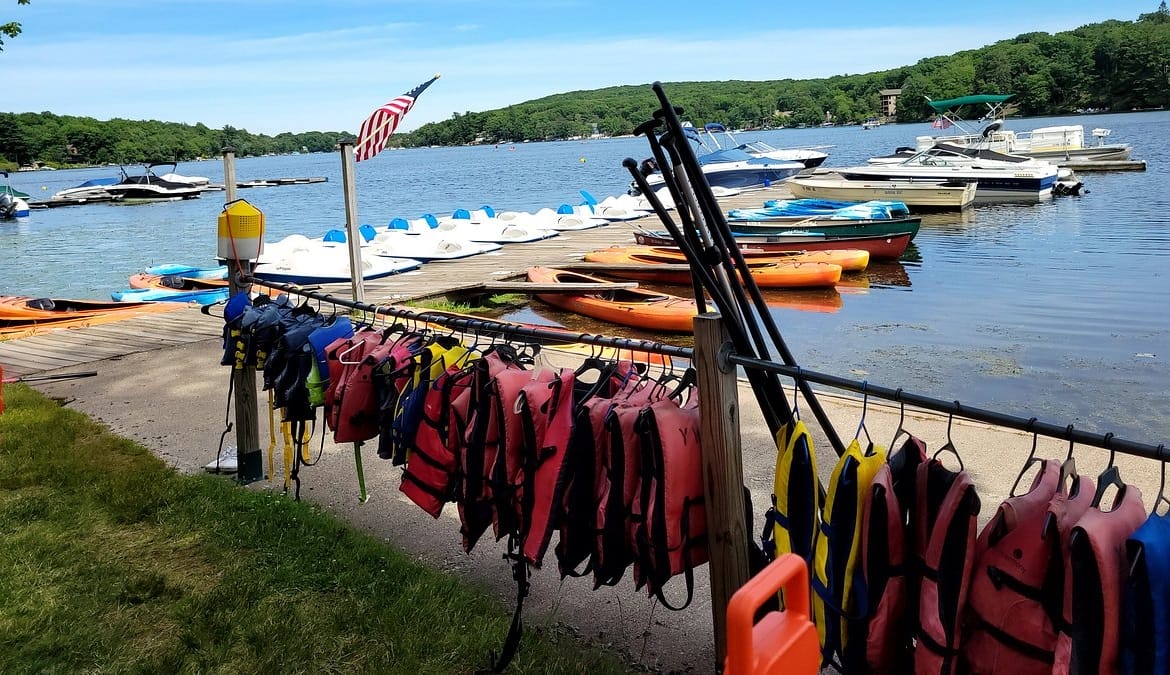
<box><xmin>928</xmin><ymin>94</ymin><xmax>1015</xmax><ymax>113</ymax></box>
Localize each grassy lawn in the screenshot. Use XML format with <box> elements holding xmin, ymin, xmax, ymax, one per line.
<box><xmin>0</xmin><ymin>384</ymin><xmax>632</xmax><ymax>674</ymax></box>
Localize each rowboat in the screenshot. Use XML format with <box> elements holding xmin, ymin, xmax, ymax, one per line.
<box><xmin>726</xmin><ymin>215</ymin><xmax>921</xmax><ymax>239</ymax></box>
<box><xmin>584</xmin><ymin>245</ymin><xmax>870</xmax><ymax>273</ymax></box>
<box><xmin>632</xmin><ymin>229</ymin><xmax>914</xmax><ymax>261</ymax></box>
<box><xmin>579</xmin><ymin>247</ymin><xmax>843</xmax><ymax>289</ymax></box>
<box><xmin>0</xmin><ymin>295</ymin><xmax>181</xmax><ymax>327</ymax></box>
<box><xmin>786</xmin><ymin>174</ymin><xmax>978</xmax><ymax>211</ymax></box>
<box><xmin>526</xmin><ymin>266</ymin><xmax>698</xmax><ymax>333</ymax></box>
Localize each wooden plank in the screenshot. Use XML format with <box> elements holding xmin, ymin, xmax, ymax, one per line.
<box><xmin>0</xmin><ymin>341</ymin><xmax>84</xmax><ymax>364</ymax></box>
<box><xmin>0</xmin><ymin>338</ymin><xmax>123</xmax><ymax>360</ymax></box>
<box><xmin>0</xmin><ymin>350</ymin><xmax>66</xmax><ymax>372</ymax></box>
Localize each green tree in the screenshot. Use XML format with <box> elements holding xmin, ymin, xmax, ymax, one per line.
<box><xmin>1</xmin><ymin>0</ymin><xmax>30</xmax><ymax>52</ymax></box>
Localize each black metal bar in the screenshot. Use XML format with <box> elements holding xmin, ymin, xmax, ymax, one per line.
<box><xmin>726</xmin><ymin>352</ymin><xmax>1168</xmax><ymax>461</ymax></box>
<box><xmin>245</xmin><ymin>277</ymin><xmax>695</xmax><ymax>360</ymax></box>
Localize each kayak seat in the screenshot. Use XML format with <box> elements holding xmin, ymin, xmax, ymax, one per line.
<box><xmin>27</xmin><ymin>298</ymin><xmax>55</xmax><ymax>310</ymax></box>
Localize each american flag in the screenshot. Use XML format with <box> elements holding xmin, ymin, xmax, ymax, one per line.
<box><xmin>355</xmin><ymin>74</ymin><xmax>441</xmax><ymax>162</ymax></box>
<box><xmin>931</xmin><ymin>116</ymin><xmax>953</xmax><ymax>130</ymax></box>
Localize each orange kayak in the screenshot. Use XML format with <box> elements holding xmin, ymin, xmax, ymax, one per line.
<box><xmin>526</xmin><ymin>266</ymin><xmax>698</xmax><ymax>333</ymax></box>
<box><xmin>0</xmin><ymin>295</ymin><xmax>180</xmax><ymax>325</ymax></box>
<box><xmin>580</xmin><ymin>249</ymin><xmax>841</xmax><ymax>289</ymax></box>
<box><xmin>585</xmin><ymin>245</ymin><xmax>870</xmax><ymax>272</ymax></box>
<box><xmin>128</xmin><ymin>273</ymin><xmax>228</xmax><ymax>291</ymax></box>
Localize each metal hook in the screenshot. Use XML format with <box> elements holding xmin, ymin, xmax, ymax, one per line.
<box><xmin>946</xmin><ymin>401</ymin><xmax>960</xmax><ymax>447</ymax></box>
<box><xmin>853</xmin><ymin>381</ymin><xmax>871</xmax><ymax>446</ymax></box>
<box><xmin>791</xmin><ymin>366</ymin><xmax>802</xmax><ymax>421</ymax></box>
<box><xmin>1065</xmin><ymin>424</ymin><xmax>1076</xmax><ymax>461</ymax></box>
<box><xmin>889</xmin><ymin>387</ymin><xmax>905</xmax><ymax>448</ymax></box>
<box><xmin>1009</xmin><ymin>417</ymin><xmax>1040</xmax><ymax>498</ymax></box>
<box><xmin>1155</xmin><ymin>444</ymin><xmax>1169</xmax><ymax>516</ymax></box>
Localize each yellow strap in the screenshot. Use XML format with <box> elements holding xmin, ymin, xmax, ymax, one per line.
<box><xmin>281</xmin><ymin>420</ymin><xmax>293</xmax><ymax>493</ymax></box>
<box><xmin>266</xmin><ymin>390</ymin><xmax>276</xmax><ymax>482</ymax></box>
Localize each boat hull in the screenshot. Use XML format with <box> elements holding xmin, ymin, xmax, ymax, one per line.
<box><xmin>584</xmin><ymin>245</ymin><xmax>870</xmax><ymax>273</ymax></box>
<box><xmin>727</xmin><ymin>216</ymin><xmax>921</xmax><ymax>240</ymax></box>
<box><xmin>786</xmin><ymin>176</ymin><xmax>977</xmax><ymax>211</ymax></box>
<box><xmin>632</xmin><ymin>230</ymin><xmax>913</xmax><ymax>261</ymax></box>
<box><xmin>527</xmin><ymin>266</ymin><xmax>698</xmax><ymax>333</ymax></box>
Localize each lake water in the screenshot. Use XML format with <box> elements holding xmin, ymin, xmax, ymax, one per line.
<box><xmin>3</xmin><ymin>111</ymin><xmax>1169</xmax><ymax>445</ymax></box>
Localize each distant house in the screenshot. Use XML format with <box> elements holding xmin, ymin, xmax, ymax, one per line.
<box><xmin>879</xmin><ymin>88</ymin><xmax>902</xmax><ymax>118</ymax></box>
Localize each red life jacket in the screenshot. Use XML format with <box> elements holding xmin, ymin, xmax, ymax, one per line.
<box><xmin>399</xmin><ymin>352</ymin><xmax>475</xmax><ymax>518</ymax></box>
<box><xmin>490</xmin><ymin>366</ymin><xmax>556</xmax><ymax>541</ymax></box>
<box><xmin>1066</xmin><ymin>480</ymin><xmax>1146</xmax><ymax>675</ymax></box>
<box><xmin>633</xmin><ymin>395</ymin><xmax>707</xmax><ymax>605</ymax></box>
<box><xmin>1048</xmin><ymin>470</ymin><xmax>1096</xmax><ymax>675</ymax></box>
<box><xmin>963</xmin><ymin>459</ymin><xmax>1061</xmax><ymax>675</ymax></box>
<box><xmin>517</xmin><ymin>368</ymin><xmax>577</xmax><ymax>567</ymax></box>
<box><xmin>457</xmin><ymin>350</ymin><xmax>517</xmax><ymax>553</ymax></box>
<box><xmin>914</xmin><ymin>452</ymin><xmax>981</xmax><ymax>675</ymax></box>
<box><xmin>324</xmin><ymin>331</ymin><xmax>381</xmax><ymax>438</ymax></box>
<box><xmin>593</xmin><ymin>383</ymin><xmax>664</xmax><ymax>589</ymax></box>
<box><xmin>846</xmin><ymin>435</ymin><xmax>925</xmax><ymax>675</ymax></box>
<box><xmin>335</xmin><ymin>334</ymin><xmax>418</xmax><ymax>444</ymax></box>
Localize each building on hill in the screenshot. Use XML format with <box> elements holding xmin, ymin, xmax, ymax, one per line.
<box><xmin>880</xmin><ymin>88</ymin><xmax>902</xmax><ymax>118</ymax></box>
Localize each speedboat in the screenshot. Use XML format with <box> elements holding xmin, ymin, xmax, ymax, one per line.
<box><xmin>698</xmin><ymin>123</ymin><xmax>830</xmax><ymax>168</ymax></box>
<box><xmin>1</xmin><ymin>171</ymin><xmax>31</xmax><ymax>219</ymax></box>
<box><xmin>839</xmin><ymin>144</ymin><xmax>1061</xmax><ymax>201</ymax></box>
<box><xmin>49</xmin><ymin>175</ymin><xmax>121</xmax><ymax>203</ymax></box>
<box><xmin>104</xmin><ymin>163</ymin><xmax>203</xmax><ymax>201</ymax></box>
<box><xmin>634</xmin><ymin>146</ymin><xmax>805</xmax><ymax>195</ymax></box>
<box><xmin>913</xmin><ymin>93</ymin><xmax>1132</xmax><ymax>163</ymax></box>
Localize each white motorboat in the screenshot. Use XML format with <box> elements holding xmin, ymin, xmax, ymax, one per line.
<box><xmin>842</xmin><ymin>144</ymin><xmax>1064</xmax><ymax>200</ymax></box>
<box><xmin>254</xmin><ymin>234</ymin><xmax>421</xmax><ymax>284</ymax></box>
<box><xmin>104</xmin><ymin>163</ymin><xmax>203</xmax><ymax>201</ymax></box>
<box><xmin>698</xmin><ymin>123</ymin><xmax>830</xmax><ymax>168</ymax></box>
<box><xmin>914</xmin><ymin>94</ymin><xmax>1132</xmax><ymax>163</ymax></box>
<box><xmin>1</xmin><ymin>171</ymin><xmax>31</xmax><ymax>219</ymax></box>
<box><xmin>787</xmin><ymin>173</ymin><xmax>977</xmax><ymax>211</ymax></box>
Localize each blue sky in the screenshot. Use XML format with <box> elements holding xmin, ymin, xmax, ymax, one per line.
<box><xmin>3</xmin><ymin>0</ymin><xmax>1158</xmax><ymax>135</ymax></box>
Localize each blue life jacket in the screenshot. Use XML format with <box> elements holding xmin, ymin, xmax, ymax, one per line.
<box><xmin>1122</xmin><ymin>512</ymin><xmax>1170</xmax><ymax>675</ymax></box>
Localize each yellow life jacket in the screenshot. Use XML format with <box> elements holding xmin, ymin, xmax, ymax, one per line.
<box><xmin>812</xmin><ymin>438</ymin><xmax>886</xmax><ymax>669</ymax></box>
<box><xmin>766</xmin><ymin>420</ymin><xmax>823</xmax><ymax>562</ymax></box>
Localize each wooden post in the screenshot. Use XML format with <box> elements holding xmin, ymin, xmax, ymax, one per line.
<box><xmin>221</xmin><ymin>147</ymin><xmax>262</xmax><ymax>484</ymax></box>
<box><xmin>338</xmin><ymin>140</ymin><xmax>365</xmax><ymax>303</ymax></box>
<box><xmin>693</xmin><ymin>312</ymin><xmax>750</xmax><ymax>667</ymax></box>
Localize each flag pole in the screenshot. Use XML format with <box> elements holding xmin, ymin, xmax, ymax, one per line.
<box><xmin>338</xmin><ymin>139</ymin><xmax>365</xmax><ymax>303</ymax></box>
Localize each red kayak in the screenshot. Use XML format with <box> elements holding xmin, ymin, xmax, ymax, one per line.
<box><xmin>632</xmin><ymin>229</ymin><xmax>912</xmax><ymax>261</ymax></box>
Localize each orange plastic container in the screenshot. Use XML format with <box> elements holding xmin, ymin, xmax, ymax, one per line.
<box><xmin>724</xmin><ymin>554</ymin><xmax>820</xmax><ymax>675</ymax></box>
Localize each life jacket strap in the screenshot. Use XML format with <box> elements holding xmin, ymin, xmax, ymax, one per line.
<box><xmin>984</xmin><ymin>563</ymin><xmax>1047</xmax><ymax>602</ymax></box>
<box><xmin>969</xmin><ymin>614</ymin><xmax>1056</xmax><ymax>664</ymax></box>
<box><xmin>486</xmin><ymin>539</ymin><xmax>529</xmax><ymax>673</ymax></box>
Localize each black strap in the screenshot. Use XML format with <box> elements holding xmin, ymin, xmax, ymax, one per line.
<box><xmin>971</xmin><ymin>614</ymin><xmax>1056</xmax><ymax>664</ymax></box>
<box><xmin>985</xmin><ymin>563</ymin><xmax>1048</xmax><ymax>602</ymax></box>
<box><xmin>484</xmin><ymin>539</ymin><xmax>529</xmax><ymax>673</ymax></box>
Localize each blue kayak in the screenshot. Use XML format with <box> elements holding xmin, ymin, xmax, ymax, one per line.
<box><xmin>111</xmin><ymin>287</ymin><xmax>229</xmax><ymax>305</ymax></box>
<box><xmin>144</xmin><ymin>263</ymin><xmax>228</xmax><ymax>279</ymax></box>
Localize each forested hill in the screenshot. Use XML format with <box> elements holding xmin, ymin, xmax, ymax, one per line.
<box><xmin>2</xmin><ymin>3</ymin><xmax>1168</xmax><ymax>167</ymax></box>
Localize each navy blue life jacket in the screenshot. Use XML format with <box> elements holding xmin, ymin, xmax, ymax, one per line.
<box><xmin>1121</xmin><ymin>512</ymin><xmax>1170</xmax><ymax>675</ymax></box>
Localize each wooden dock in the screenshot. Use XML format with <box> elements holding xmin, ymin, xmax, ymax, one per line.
<box><xmin>0</xmin><ymin>185</ymin><xmax>794</xmax><ymax>377</ymax></box>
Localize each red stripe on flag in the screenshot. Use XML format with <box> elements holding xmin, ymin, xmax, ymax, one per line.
<box><xmin>354</xmin><ymin>75</ymin><xmax>440</xmax><ymax>162</ymax></box>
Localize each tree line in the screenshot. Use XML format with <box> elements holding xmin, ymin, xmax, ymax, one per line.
<box><xmin>2</xmin><ymin>3</ymin><xmax>1168</xmax><ymax>167</ymax></box>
